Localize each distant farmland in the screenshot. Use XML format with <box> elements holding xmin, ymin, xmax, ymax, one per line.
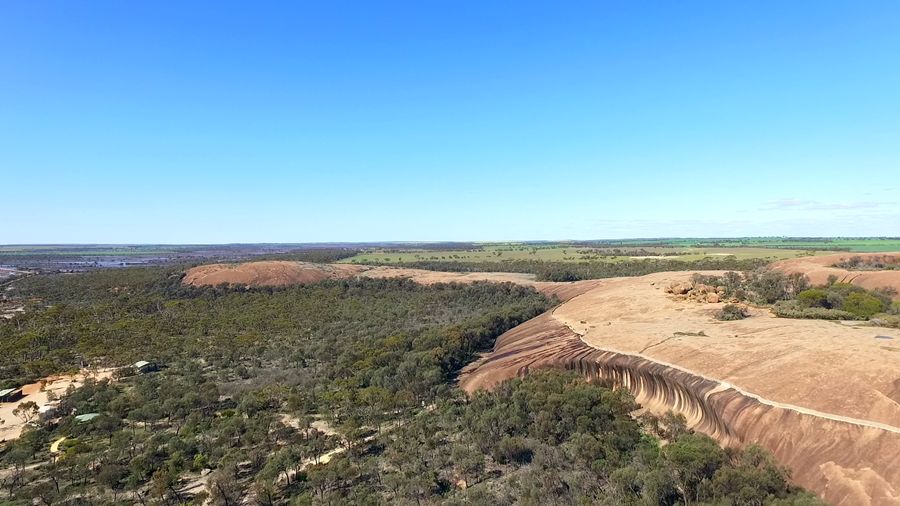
<box><xmin>341</xmin><ymin>244</ymin><xmax>827</xmax><ymax>265</ymax></box>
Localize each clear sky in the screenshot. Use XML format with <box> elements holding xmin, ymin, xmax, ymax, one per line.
<box><xmin>2</xmin><ymin>1</ymin><xmax>899</xmax><ymax>243</ymax></box>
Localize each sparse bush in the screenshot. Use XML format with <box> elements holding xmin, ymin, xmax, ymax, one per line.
<box><xmin>773</xmin><ymin>300</ymin><xmax>862</xmax><ymax>320</ymax></box>
<box><xmin>745</xmin><ymin>270</ymin><xmax>809</xmax><ymax>304</ymax></box>
<box><xmin>716</xmin><ymin>304</ymin><xmax>749</xmax><ymax>321</ymax></box>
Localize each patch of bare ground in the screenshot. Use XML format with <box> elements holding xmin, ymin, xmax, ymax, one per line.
<box><xmin>461</xmin><ymin>271</ymin><xmax>900</xmax><ymax>506</ymax></box>
<box><xmin>0</xmin><ymin>368</ymin><xmax>115</xmax><ymax>442</ymax></box>
<box><xmin>772</xmin><ymin>252</ymin><xmax>900</xmax><ymax>299</ymax></box>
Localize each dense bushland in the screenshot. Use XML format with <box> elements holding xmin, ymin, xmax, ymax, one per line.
<box><xmin>1</xmin><ymin>269</ymin><xmax>549</xmax><ymax>392</ymax></box>
<box><xmin>297</xmin><ymin>371</ymin><xmax>821</xmax><ymax>505</ymax></box>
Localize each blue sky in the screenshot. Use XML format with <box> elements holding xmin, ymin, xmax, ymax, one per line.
<box><xmin>2</xmin><ymin>1</ymin><xmax>899</xmax><ymax>243</ymax></box>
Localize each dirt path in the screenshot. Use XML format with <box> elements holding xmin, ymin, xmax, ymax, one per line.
<box><xmin>49</xmin><ymin>436</ymin><xmax>67</xmax><ymax>453</ymax></box>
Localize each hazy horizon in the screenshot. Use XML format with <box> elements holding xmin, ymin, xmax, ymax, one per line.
<box><xmin>4</xmin><ymin>236</ymin><xmax>900</xmax><ymax>249</ymax></box>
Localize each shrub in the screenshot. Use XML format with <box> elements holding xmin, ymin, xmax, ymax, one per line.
<box><xmin>715</xmin><ymin>304</ymin><xmax>748</xmax><ymax>321</ymax></box>
<box><xmin>494</xmin><ymin>436</ymin><xmax>534</xmax><ymax>465</ymax></box>
<box><xmin>796</xmin><ymin>289</ymin><xmax>828</xmax><ymax>308</ymax></box>
<box><xmin>842</xmin><ymin>292</ymin><xmax>887</xmax><ymax>319</ymax></box>
<box><xmin>869</xmin><ymin>314</ymin><xmax>900</xmax><ymax>329</ymax></box>
<box><xmin>773</xmin><ymin>300</ymin><xmax>862</xmax><ymax>320</ymax></box>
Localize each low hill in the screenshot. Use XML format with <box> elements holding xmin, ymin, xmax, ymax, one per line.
<box><xmin>183</xmin><ymin>261</ymin><xmax>367</xmax><ymax>286</ymax></box>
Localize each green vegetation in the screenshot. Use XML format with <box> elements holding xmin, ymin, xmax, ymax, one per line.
<box><xmin>310</xmin><ymin>371</ymin><xmax>820</xmax><ymax>505</ymax></box>
<box><xmin>577</xmin><ymin>237</ymin><xmax>900</xmax><ymax>253</ymax></box>
<box><xmin>343</xmin><ymin>245</ymin><xmax>820</xmax><ymax>265</ymax></box>
<box><xmin>352</xmin><ymin>257</ymin><xmax>769</xmax><ymax>282</ymax></box>
<box><xmin>691</xmin><ymin>270</ymin><xmax>900</xmax><ymax>326</ymax></box>
<box><xmin>341</xmin><ymin>238</ymin><xmax>900</xmax><ymax>267</ymax></box>
<box><xmin>774</xmin><ymin>283</ymin><xmax>897</xmax><ymax>322</ymax></box>
<box><xmin>0</xmin><ymin>267</ymin><xmax>823</xmax><ymax>504</ymax></box>
<box><xmin>1</xmin><ymin>267</ymin><xmax>548</xmax><ymax>390</ymax></box>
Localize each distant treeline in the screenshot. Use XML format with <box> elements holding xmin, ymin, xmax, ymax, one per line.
<box><xmin>356</xmin><ymin>258</ymin><xmax>770</xmax><ymax>281</ymax></box>
<box><xmin>252</xmin><ymin>247</ymin><xmax>361</xmax><ymax>263</ymax></box>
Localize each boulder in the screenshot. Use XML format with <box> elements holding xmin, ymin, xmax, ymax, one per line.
<box><xmin>668</xmin><ymin>282</ymin><xmax>693</xmax><ymax>295</ymax></box>
<box><xmin>707</xmin><ymin>293</ymin><xmax>720</xmax><ymax>304</ymax></box>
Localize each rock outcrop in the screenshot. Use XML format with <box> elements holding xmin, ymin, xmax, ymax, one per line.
<box><xmin>183</xmin><ymin>261</ymin><xmax>368</xmax><ymax>287</ymax></box>
<box><xmin>460</xmin><ymin>312</ymin><xmax>900</xmax><ymax>506</ymax></box>
<box><xmin>462</xmin><ymin>269</ymin><xmax>900</xmax><ymax>506</ymax></box>
<box><xmin>665</xmin><ymin>280</ymin><xmax>727</xmax><ymax>303</ymax></box>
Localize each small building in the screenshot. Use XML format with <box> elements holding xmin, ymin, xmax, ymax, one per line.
<box><xmin>38</xmin><ymin>401</ymin><xmax>61</xmax><ymax>421</ymax></box>
<box><xmin>133</xmin><ymin>360</ymin><xmax>158</xmax><ymax>374</ymax></box>
<box><xmin>74</xmin><ymin>413</ymin><xmax>100</xmax><ymax>423</ymax></box>
<box><xmin>0</xmin><ymin>388</ymin><xmax>23</xmax><ymax>403</ymax></box>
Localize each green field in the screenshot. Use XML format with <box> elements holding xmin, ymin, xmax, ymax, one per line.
<box><xmin>342</xmin><ymin>238</ymin><xmax>900</xmax><ymax>265</ymax></box>
<box><xmin>586</xmin><ymin>238</ymin><xmax>900</xmax><ymax>253</ymax></box>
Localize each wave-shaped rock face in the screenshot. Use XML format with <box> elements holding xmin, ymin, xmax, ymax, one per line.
<box><xmin>772</xmin><ymin>252</ymin><xmax>900</xmax><ymax>299</ymax></box>
<box><xmin>461</xmin><ymin>272</ymin><xmax>900</xmax><ymax>506</ymax></box>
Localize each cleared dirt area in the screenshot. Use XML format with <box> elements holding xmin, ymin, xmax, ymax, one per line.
<box><xmin>461</xmin><ymin>272</ymin><xmax>900</xmax><ymax>506</ymax></box>
<box><xmin>0</xmin><ymin>368</ymin><xmax>114</xmax><ymax>442</ymax></box>
<box><xmin>772</xmin><ymin>252</ymin><xmax>900</xmax><ymax>299</ymax></box>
